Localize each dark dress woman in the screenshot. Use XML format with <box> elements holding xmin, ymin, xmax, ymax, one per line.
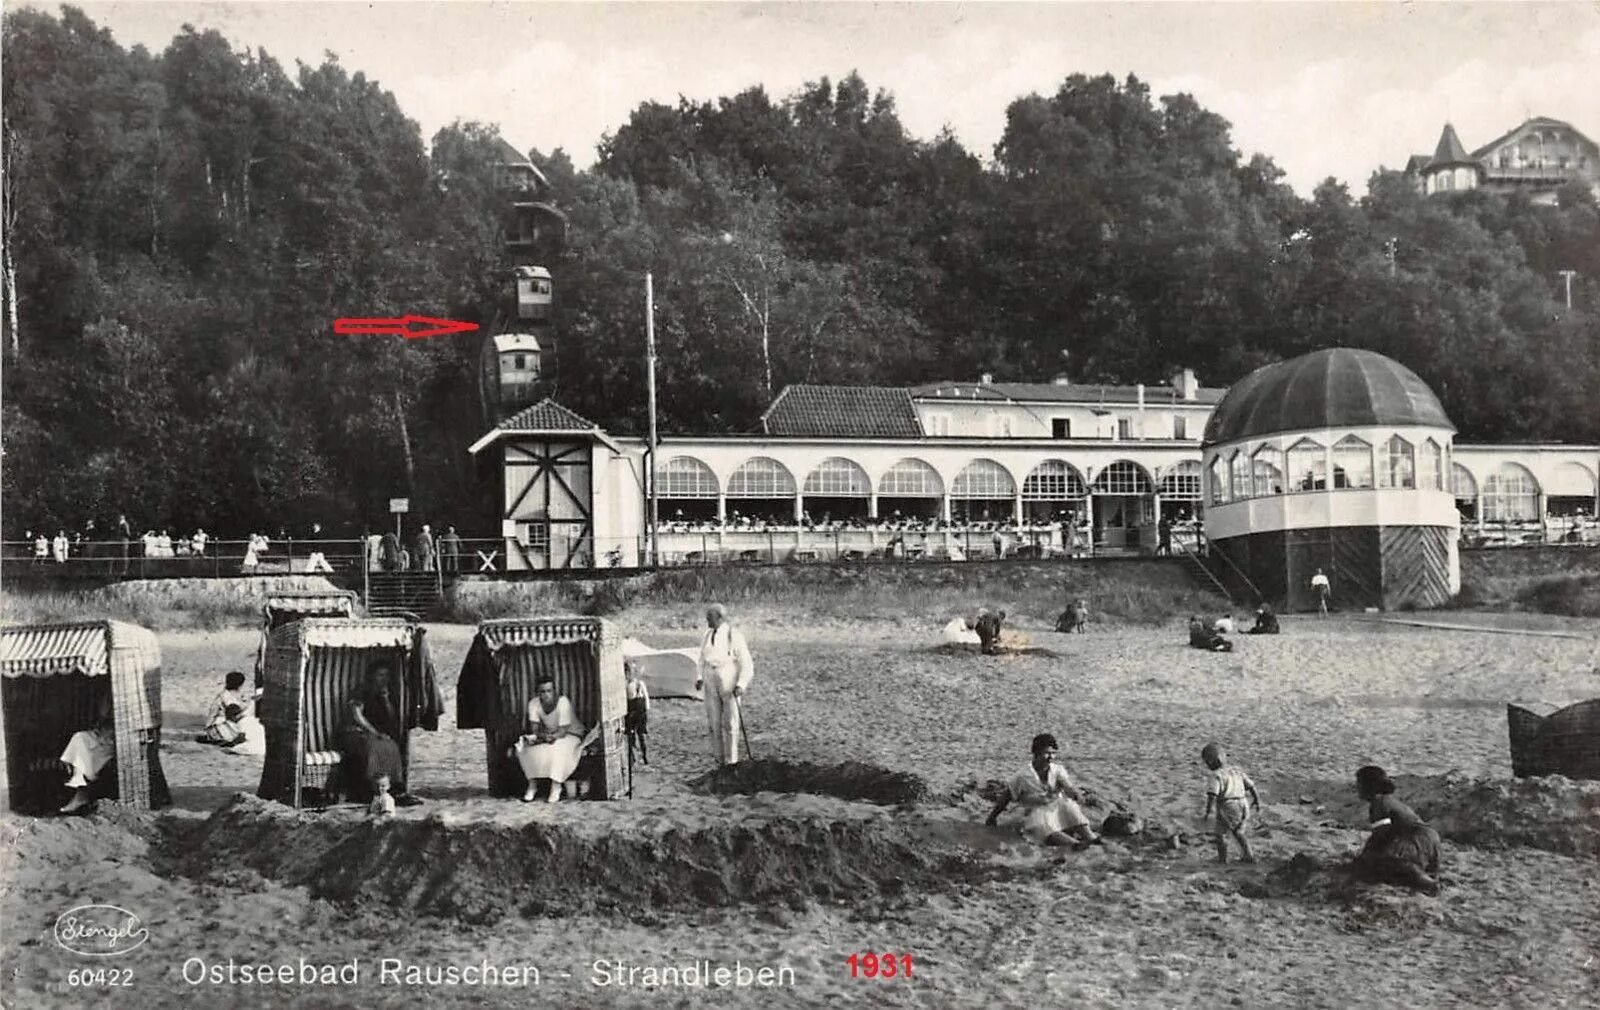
<box><xmin>1246</xmin><ymin>604</ymin><xmax>1280</xmax><ymax>635</ymax></box>
<box><xmin>1353</xmin><ymin>765</ymin><xmax>1441</xmax><ymax>895</ymax></box>
<box><xmin>338</xmin><ymin>662</ymin><xmax>407</xmax><ymax>802</ymax></box>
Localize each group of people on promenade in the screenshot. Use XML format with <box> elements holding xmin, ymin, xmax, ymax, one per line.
<box><xmin>369</xmin><ymin>525</ymin><xmax>464</xmax><ymax>573</ymax></box>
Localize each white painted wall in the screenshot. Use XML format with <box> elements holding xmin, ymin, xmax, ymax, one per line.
<box><xmin>910</xmin><ymin>398</ymin><xmax>1210</xmax><ymax>442</ymax></box>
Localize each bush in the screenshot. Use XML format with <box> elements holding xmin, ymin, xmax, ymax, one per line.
<box><xmin>1515</xmin><ymin>574</ymin><xmax>1600</xmax><ymax>618</ymax></box>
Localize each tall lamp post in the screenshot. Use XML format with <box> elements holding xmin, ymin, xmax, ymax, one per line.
<box><xmin>645</xmin><ymin>273</ymin><xmax>660</xmax><ymax>567</ymax></box>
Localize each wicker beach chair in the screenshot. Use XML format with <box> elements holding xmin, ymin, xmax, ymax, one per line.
<box><xmin>0</xmin><ymin>620</ymin><xmax>171</xmax><ymax>812</ymax></box>
<box><xmin>255</xmin><ymin>617</ymin><xmax>441</xmax><ymax>808</ymax></box>
<box><xmin>1507</xmin><ymin>699</ymin><xmax>1600</xmax><ymax>780</ymax></box>
<box><xmin>456</xmin><ymin>616</ymin><xmax>630</xmax><ymax>800</ymax></box>
<box><xmin>252</xmin><ymin>590</ymin><xmax>360</xmax><ymax>691</ymax></box>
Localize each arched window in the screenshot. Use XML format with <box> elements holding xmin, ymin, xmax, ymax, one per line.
<box><xmin>1229</xmin><ymin>451</ymin><xmax>1251</xmax><ymax>501</ymax></box>
<box><xmin>1549</xmin><ymin>461</ymin><xmax>1597</xmax><ymax>499</ymax></box>
<box><xmin>1332</xmin><ymin>436</ymin><xmax>1373</xmax><ymax>489</ymax></box>
<box><xmin>1482</xmin><ymin>463</ymin><xmax>1540</xmax><ymax>522</ymax></box>
<box><xmin>1450</xmin><ymin>462</ymin><xmax>1478</xmax><ymax>502</ymax></box>
<box><xmin>1159</xmin><ymin>461</ymin><xmax>1202</xmax><ymax>502</ymax></box>
<box><xmin>1287</xmin><ymin>438</ymin><xmax>1327</xmax><ymax>492</ymax></box>
<box><xmin>877</xmin><ymin>458</ymin><xmax>942</xmax><ymax>496</ymax></box>
<box><xmin>1378</xmin><ymin>435</ymin><xmax>1415</xmax><ymax>489</ymax></box>
<box><xmin>1208</xmin><ymin>456</ymin><xmax>1227</xmax><ymax>505</ymax></box>
<box><xmin>802</xmin><ymin>458</ymin><xmax>870</xmax><ymax>496</ymax></box>
<box><xmin>1419</xmin><ymin>439</ymin><xmax>1444</xmax><ymax>491</ymax></box>
<box><xmin>726</xmin><ymin>457</ymin><xmax>797</xmax><ymax>497</ymax></box>
<box><xmin>951</xmin><ymin>459</ymin><xmax>1016</xmax><ymax>498</ymax></box>
<box><xmin>1251</xmin><ymin>445</ymin><xmax>1284</xmax><ymax>497</ymax></box>
<box><xmin>657</xmin><ymin>456</ymin><xmax>718</xmax><ymax>497</ymax></box>
<box><xmin>1022</xmin><ymin>460</ymin><xmax>1086</xmax><ymax>500</ymax></box>
<box><xmin>1092</xmin><ymin>460</ymin><xmax>1153</xmax><ymax>495</ymax></box>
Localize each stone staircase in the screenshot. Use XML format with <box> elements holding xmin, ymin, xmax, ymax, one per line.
<box><xmin>364</xmin><ymin>571</ymin><xmax>447</xmax><ymax>618</ymax></box>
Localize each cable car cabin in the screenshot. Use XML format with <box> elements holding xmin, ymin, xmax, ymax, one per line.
<box><xmin>515</xmin><ymin>265</ymin><xmax>554</xmax><ymax>323</ymax></box>
<box><xmin>480</xmin><ymin>333</ymin><xmax>544</xmax><ymax>422</ymax></box>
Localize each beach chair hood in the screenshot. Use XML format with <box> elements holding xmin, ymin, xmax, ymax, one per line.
<box><xmin>0</xmin><ymin>620</ymin><xmax>161</xmax><ymax>730</ymax></box>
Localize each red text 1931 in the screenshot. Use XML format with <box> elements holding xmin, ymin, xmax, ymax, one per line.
<box><xmin>845</xmin><ymin>953</ymin><xmax>913</xmax><ymax>979</ymax></box>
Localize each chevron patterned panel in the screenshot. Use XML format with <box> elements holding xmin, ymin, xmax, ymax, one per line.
<box><xmin>1380</xmin><ymin>525</ymin><xmax>1454</xmax><ymax>609</ymax></box>
<box><xmin>1329</xmin><ymin>527</ymin><xmax>1382</xmax><ymax>610</ymax></box>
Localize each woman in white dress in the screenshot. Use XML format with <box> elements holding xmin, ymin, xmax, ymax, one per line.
<box><xmin>513</xmin><ymin>675</ymin><xmax>584</xmax><ymax>803</ymax></box>
<box><xmin>985</xmin><ymin>733</ymin><xmax>1102</xmax><ymax>848</ymax></box>
<box><xmin>59</xmin><ymin>694</ymin><xmax>116</xmax><ymax>813</ymax></box>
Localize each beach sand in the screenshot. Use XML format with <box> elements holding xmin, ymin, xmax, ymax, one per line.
<box><xmin>3</xmin><ymin>608</ymin><xmax>1598</xmax><ymax>1008</ymax></box>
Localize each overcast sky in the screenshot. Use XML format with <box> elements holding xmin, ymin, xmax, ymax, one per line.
<box><xmin>38</xmin><ymin>1</ymin><xmax>1600</xmax><ymax>195</ymax></box>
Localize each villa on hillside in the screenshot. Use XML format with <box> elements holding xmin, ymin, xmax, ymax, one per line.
<box><xmin>1404</xmin><ymin>117</ymin><xmax>1600</xmax><ymax>205</ymax></box>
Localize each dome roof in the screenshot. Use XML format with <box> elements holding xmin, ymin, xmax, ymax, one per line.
<box><xmin>1203</xmin><ymin>348</ymin><xmax>1454</xmax><ymax>446</ymax></box>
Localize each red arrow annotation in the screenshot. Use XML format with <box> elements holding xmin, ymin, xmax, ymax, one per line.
<box><xmin>333</xmin><ymin>316</ymin><xmax>480</xmax><ymax>340</ymax></box>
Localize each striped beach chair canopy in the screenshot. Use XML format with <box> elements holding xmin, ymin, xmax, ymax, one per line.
<box><xmin>457</xmin><ymin>616</ymin><xmax>629</xmax><ymax>798</ymax></box>
<box><xmin>263</xmin><ymin>590</ymin><xmax>359</xmax><ymax>624</ymax></box>
<box><xmin>0</xmin><ymin>620</ymin><xmax>161</xmax><ymax>730</ymax></box>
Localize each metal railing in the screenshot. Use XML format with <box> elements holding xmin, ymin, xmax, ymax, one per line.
<box><xmin>0</xmin><ymin>538</ymin><xmax>368</xmax><ymax>578</ymax></box>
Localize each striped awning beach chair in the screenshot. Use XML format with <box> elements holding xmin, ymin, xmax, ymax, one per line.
<box><xmin>456</xmin><ymin>616</ymin><xmax>629</xmax><ymax>800</ymax></box>
<box><xmin>255</xmin><ymin>618</ymin><xmax>442</xmax><ymax>808</ymax></box>
<box><xmin>0</xmin><ymin>620</ymin><xmax>171</xmax><ymax>812</ymax></box>
<box><xmin>253</xmin><ymin>590</ymin><xmax>360</xmax><ymax>690</ymax></box>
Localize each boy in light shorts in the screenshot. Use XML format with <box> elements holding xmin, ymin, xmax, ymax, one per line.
<box><xmin>1201</xmin><ymin>742</ymin><xmax>1260</xmax><ymax>863</ymax></box>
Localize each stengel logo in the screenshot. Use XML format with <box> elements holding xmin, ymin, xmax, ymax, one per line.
<box><xmin>53</xmin><ymin>905</ymin><xmax>149</xmax><ymax>957</ymax></box>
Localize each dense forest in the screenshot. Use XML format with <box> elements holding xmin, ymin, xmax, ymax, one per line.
<box><xmin>3</xmin><ymin>7</ymin><xmax>1597</xmax><ymax>536</ymax></box>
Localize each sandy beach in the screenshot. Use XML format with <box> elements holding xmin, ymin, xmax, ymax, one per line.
<box><xmin>3</xmin><ymin>607</ymin><xmax>1598</xmax><ymax>1009</ymax></box>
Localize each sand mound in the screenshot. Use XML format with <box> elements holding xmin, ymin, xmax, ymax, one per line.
<box><xmin>690</xmin><ymin>759</ymin><xmax>931</xmax><ymax>806</ymax></box>
<box><xmin>176</xmin><ymin>794</ymin><xmax>988</xmax><ymax>923</ymax></box>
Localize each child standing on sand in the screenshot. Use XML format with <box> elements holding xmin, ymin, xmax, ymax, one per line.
<box><xmin>369</xmin><ymin>774</ymin><xmax>396</xmax><ymax>818</ymax></box>
<box><xmin>1201</xmin><ymin>742</ymin><xmax>1260</xmax><ymax>863</ymax></box>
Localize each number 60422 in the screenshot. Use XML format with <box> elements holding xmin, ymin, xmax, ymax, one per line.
<box><xmin>845</xmin><ymin>952</ymin><xmax>912</xmax><ymax>979</ymax></box>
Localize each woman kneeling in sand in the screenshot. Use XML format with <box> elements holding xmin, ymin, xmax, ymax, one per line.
<box><xmin>59</xmin><ymin>694</ymin><xmax>115</xmax><ymax>814</ymax></box>
<box><xmin>513</xmin><ymin>675</ymin><xmax>584</xmax><ymax>803</ymax></box>
<box><xmin>1352</xmin><ymin>765</ymin><xmax>1442</xmax><ymax>895</ymax></box>
<box><xmin>985</xmin><ymin>733</ymin><xmax>1102</xmax><ymax>849</ymax></box>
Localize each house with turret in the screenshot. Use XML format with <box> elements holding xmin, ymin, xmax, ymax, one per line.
<box><xmin>1405</xmin><ymin>117</ymin><xmax>1600</xmax><ymax>205</ymax></box>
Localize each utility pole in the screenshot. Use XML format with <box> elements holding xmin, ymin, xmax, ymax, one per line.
<box><xmin>645</xmin><ymin>272</ymin><xmax>660</xmax><ymax>568</ymax></box>
<box><xmin>1558</xmin><ymin>270</ymin><xmax>1576</xmax><ymax>310</ymax></box>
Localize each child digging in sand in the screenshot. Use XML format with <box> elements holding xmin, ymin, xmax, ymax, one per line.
<box><xmin>369</xmin><ymin>774</ymin><xmax>396</xmax><ymax>818</ymax></box>
<box><xmin>1201</xmin><ymin>742</ymin><xmax>1260</xmax><ymax>863</ymax></box>
<box><xmin>986</xmin><ymin>733</ymin><xmax>1102</xmax><ymax>849</ymax></box>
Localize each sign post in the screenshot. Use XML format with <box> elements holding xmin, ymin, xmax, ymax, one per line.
<box><xmin>389</xmin><ymin>497</ymin><xmax>409</xmax><ymax>541</ymax></box>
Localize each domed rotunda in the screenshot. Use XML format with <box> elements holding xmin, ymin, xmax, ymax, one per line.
<box><xmin>1200</xmin><ymin>348</ymin><xmax>1460</xmax><ymax>611</ymax></box>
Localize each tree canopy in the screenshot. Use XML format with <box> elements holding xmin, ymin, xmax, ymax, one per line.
<box><xmin>3</xmin><ymin>9</ymin><xmax>1595</xmax><ymax>536</ymax></box>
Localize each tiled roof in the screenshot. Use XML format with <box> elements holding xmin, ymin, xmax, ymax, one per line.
<box><xmin>762</xmin><ymin>385</ymin><xmax>923</xmax><ymax>437</ymax></box>
<box><xmin>1428</xmin><ymin>124</ymin><xmax>1473</xmax><ymax>167</ymax></box>
<box><xmin>912</xmin><ymin>381</ymin><xmax>1227</xmax><ymax>406</ymax></box>
<box><xmin>498</xmin><ymin>398</ymin><xmax>598</xmax><ymax>432</ymax></box>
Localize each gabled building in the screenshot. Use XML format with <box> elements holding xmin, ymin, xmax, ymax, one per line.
<box><xmin>1407</xmin><ymin>118</ymin><xmax>1600</xmax><ymax>205</ymax></box>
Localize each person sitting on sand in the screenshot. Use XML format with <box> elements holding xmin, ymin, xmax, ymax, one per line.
<box><xmin>1246</xmin><ymin>604</ymin><xmax>1280</xmax><ymax>635</ymax></box>
<box><xmin>513</xmin><ymin>674</ymin><xmax>585</xmax><ymax>803</ymax></box>
<box><xmin>338</xmin><ymin>660</ymin><xmax>420</xmax><ymax>806</ymax></box>
<box><xmin>1188</xmin><ymin>615</ymin><xmax>1234</xmax><ymax>652</ymax></box>
<box><xmin>1213</xmin><ymin>614</ymin><xmax>1237</xmax><ymax>635</ymax></box>
<box><xmin>197</xmin><ymin>671</ymin><xmax>251</xmax><ymax>746</ymax></box>
<box><xmin>1201</xmin><ymin>742</ymin><xmax>1260</xmax><ymax>863</ymax></box>
<box><xmin>369</xmin><ymin>774</ymin><xmax>396</xmax><ymax>818</ymax></box>
<box><xmin>985</xmin><ymin>733</ymin><xmax>1102</xmax><ymax>849</ymax></box>
<box><xmin>59</xmin><ymin>694</ymin><xmax>115</xmax><ymax>814</ymax></box>
<box><xmin>1351</xmin><ymin>765</ymin><xmax>1441</xmax><ymax>896</ymax></box>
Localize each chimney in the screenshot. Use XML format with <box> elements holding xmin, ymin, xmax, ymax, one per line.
<box><xmin>980</xmin><ymin>373</ymin><xmax>994</xmax><ymax>385</ymax></box>
<box><xmin>1172</xmin><ymin>368</ymin><xmax>1199</xmax><ymax>401</ymax></box>
<box><xmin>1052</xmin><ymin>374</ymin><xmax>1072</xmax><ymax>386</ymax></box>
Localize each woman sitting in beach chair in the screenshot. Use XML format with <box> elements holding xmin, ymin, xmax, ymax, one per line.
<box><xmin>513</xmin><ymin>675</ymin><xmax>587</xmax><ymax>803</ymax></box>
<box><xmin>337</xmin><ymin>660</ymin><xmax>420</xmax><ymax>806</ymax></box>
<box><xmin>59</xmin><ymin>694</ymin><xmax>116</xmax><ymax>814</ymax></box>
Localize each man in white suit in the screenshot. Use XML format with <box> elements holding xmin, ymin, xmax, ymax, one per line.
<box><xmin>696</xmin><ymin>603</ymin><xmax>754</xmax><ymax>764</ymax></box>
